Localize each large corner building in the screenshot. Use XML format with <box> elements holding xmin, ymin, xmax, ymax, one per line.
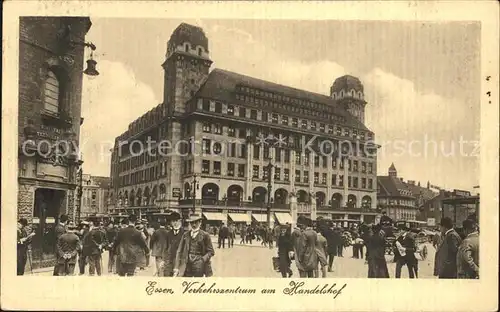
<box><xmin>108</xmin><ymin>23</ymin><xmax>379</xmax><ymax>225</ymax></box>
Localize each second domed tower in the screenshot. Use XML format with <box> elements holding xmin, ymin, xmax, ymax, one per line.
<box><xmin>330</xmin><ymin>75</ymin><xmax>367</xmax><ymax>124</ymax></box>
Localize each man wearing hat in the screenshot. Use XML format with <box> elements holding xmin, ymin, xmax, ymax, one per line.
<box><xmin>17</xmin><ymin>218</ymin><xmax>34</xmax><ymax>275</ymax></box>
<box><xmin>82</xmin><ymin>220</ymin><xmax>107</xmax><ymax>276</ymax></box>
<box><xmin>76</xmin><ymin>220</ymin><xmax>90</xmax><ymax>275</ymax></box>
<box><xmin>434</xmin><ymin>217</ymin><xmax>462</xmax><ymax>278</ymax></box>
<box><xmin>159</xmin><ymin>211</ymin><xmax>184</xmax><ymax>276</ymax></box>
<box><xmin>456</xmin><ymin>219</ymin><xmax>479</xmax><ymax>279</ymax></box>
<box><xmin>150</xmin><ymin>219</ymin><xmax>169</xmax><ymax>276</ymax></box>
<box><xmin>393</xmin><ymin>224</ymin><xmax>418</xmax><ymax>278</ymax></box>
<box><xmin>292</xmin><ymin>215</ymin><xmax>318</xmax><ymax>278</ymax></box>
<box><xmin>55</xmin><ymin>222</ymin><xmax>81</xmax><ymax>276</ymax></box>
<box><xmin>113</xmin><ymin>215</ymin><xmax>150</xmax><ymax>276</ymax></box>
<box><xmin>173</xmin><ymin>213</ymin><xmax>215</xmax><ymax>277</ymax></box>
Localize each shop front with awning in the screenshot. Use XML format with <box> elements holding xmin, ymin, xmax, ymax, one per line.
<box><xmin>252</xmin><ymin>213</ymin><xmax>268</xmax><ymax>223</ymax></box>
<box><xmin>228</xmin><ymin>213</ymin><xmax>251</xmax><ymax>224</ymax></box>
<box><xmin>274</xmin><ymin>212</ymin><xmax>293</xmax><ymax>225</ymax></box>
<box><xmin>202</xmin><ymin>212</ymin><xmax>227</xmax><ymax>227</ymax></box>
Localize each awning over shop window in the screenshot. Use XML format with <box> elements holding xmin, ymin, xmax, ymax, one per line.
<box><xmin>228</xmin><ymin>213</ymin><xmax>251</xmax><ymax>223</ymax></box>
<box><xmin>202</xmin><ymin>212</ymin><xmax>227</xmax><ymax>221</ymax></box>
<box><xmin>252</xmin><ymin>214</ymin><xmax>268</xmax><ymax>223</ymax></box>
<box><xmin>274</xmin><ymin>212</ymin><xmax>293</xmax><ymax>224</ymax></box>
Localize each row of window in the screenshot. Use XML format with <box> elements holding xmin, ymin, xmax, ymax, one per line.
<box><xmin>197</xmin><ymin>161</ymin><xmax>374</xmax><ymax>190</ymax></box>
<box><xmin>201</xmin><ymin>98</ymin><xmax>373</xmax><ymax>141</ymax></box>
<box><xmin>117</xmin><ymin>139</ymin><xmax>376</xmax><ymax>176</ymax></box>
<box><xmin>118</xmin><ymin>162</ymin><xmax>168</xmax><ymax>187</ymax></box>
<box><xmin>200</xmin><ymin>122</ymin><xmax>376</xmax><ymax>157</ymax></box>
<box><xmin>235</xmin><ymin>85</ymin><xmax>345</xmax><ymax>121</ymax></box>
<box><xmin>200</xmin><ymin>139</ymin><xmax>374</xmax><ymax>172</ymax></box>
<box><xmin>118</xmin><ymin>148</ymin><xmax>161</xmax><ymax>172</ymax></box>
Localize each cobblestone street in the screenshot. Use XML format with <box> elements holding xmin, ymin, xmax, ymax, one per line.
<box><xmin>32</xmin><ymin>237</ymin><xmax>436</xmax><ymax>278</ymax></box>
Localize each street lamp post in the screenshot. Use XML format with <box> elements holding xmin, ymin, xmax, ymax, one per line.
<box><xmin>190</xmin><ymin>175</ymin><xmax>200</xmax><ymax>214</ymax></box>
<box><xmin>266</xmin><ymin>159</ymin><xmax>274</xmax><ymax>227</ymax></box>
<box><xmin>76</xmin><ymin>166</ymin><xmax>83</xmax><ymax>223</ymax></box>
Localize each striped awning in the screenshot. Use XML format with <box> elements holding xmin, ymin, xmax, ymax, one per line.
<box><xmin>228</xmin><ymin>213</ymin><xmax>251</xmax><ymax>223</ymax></box>
<box><xmin>202</xmin><ymin>212</ymin><xmax>227</xmax><ymax>221</ymax></box>
<box><xmin>274</xmin><ymin>212</ymin><xmax>293</xmax><ymax>224</ymax></box>
<box><xmin>252</xmin><ymin>214</ymin><xmax>268</xmax><ymax>223</ymax></box>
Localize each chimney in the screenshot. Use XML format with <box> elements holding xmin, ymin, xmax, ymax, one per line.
<box><xmin>400</xmin><ymin>178</ymin><xmax>403</xmax><ymax>182</ymax></box>
<box><xmin>427</xmin><ymin>181</ymin><xmax>430</xmax><ymax>189</ymax></box>
<box><xmin>418</xmin><ymin>181</ymin><xmax>421</xmax><ymax>187</ymax></box>
<box><xmin>408</xmin><ymin>180</ymin><xmax>415</xmax><ymax>185</ymax></box>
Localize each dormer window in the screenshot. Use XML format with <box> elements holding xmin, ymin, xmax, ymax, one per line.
<box><xmin>198</xmin><ymin>47</ymin><xmax>202</xmax><ymax>56</ymax></box>
<box><xmin>184</xmin><ymin>43</ymin><xmax>190</xmax><ymax>52</ymax></box>
<box><xmin>44</xmin><ymin>70</ymin><xmax>60</xmax><ymax>114</ymax></box>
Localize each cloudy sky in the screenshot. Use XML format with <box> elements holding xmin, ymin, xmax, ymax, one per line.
<box><xmin>80</xmin><ymin>19</ymin><xmax>480</xmax><ymax>191</ymax></box>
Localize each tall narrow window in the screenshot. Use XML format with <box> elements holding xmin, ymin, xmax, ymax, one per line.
<box><xmin>44</xmin><ymin>71</ymin><xmax>60</xmax><ymax>114</ymax></box>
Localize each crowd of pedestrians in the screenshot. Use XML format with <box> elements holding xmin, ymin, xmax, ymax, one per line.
<box><xmin>17</xmin><ymin>210</ymin><xmax>478</xmax><ymax>279</ymax></box>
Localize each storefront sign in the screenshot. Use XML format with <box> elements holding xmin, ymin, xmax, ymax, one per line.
<box><xmin>172</xmin><ymin>188</ymin><xmax>181</xmax><ymax>198</ymax></box>
<box><xmin>37</xmin><ymin>163</ymin><xmax>68</xmax><ymax>179</ymax></box>
<box><xmin>297</xmin><ymin>203</ymin><xmax>311</xmax><ymax>213</ymax></box>
<box><xmin>453</xmin><ymin>189</ymin><xmax>471</xmax><ymax>197</ymax></box>
<box><xmin>204</xmin><ymin>208</ymin><xmax>223</xmax><ymax>213</ymax></box>
<box><xmin>228</xmin><ymin>209</ymin><xmax>246</xmax><ymax>213</ymax></box>
<box><xmin>427</xmin><ymin>218</ymin><xmax>436</xmax><ymax>227</ymax></box>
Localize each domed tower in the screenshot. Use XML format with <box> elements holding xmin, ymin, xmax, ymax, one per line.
<box><xmin>162</xmin><ymin>23</ymin><xmax>212</xmax><ymax>115</ymax></box>
<box><xmin>388</xmin><ymin>163</ymin><xmax>397</xmax><ymax>177</ymax></box>
<box><xmin>330</xmin><ymin>75</ymin><xmax>367</xmax><ymax>123</ymax></box>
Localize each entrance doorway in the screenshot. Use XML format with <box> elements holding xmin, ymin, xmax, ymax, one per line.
<box><xmin>31</xmin><ymin>188</ymin><xmax>67</xmax><ymax>265</ymax></box>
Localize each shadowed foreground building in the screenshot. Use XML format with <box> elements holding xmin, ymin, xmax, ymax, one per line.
<box><xmin>108</xmin><ymin>23</ymin><xmax>379</xmax><ymax>226</ymax></box>
<box><xmin>17</xmin><ymin>17</ymin><xmax>94</xmax><ymax>268</ymax></box>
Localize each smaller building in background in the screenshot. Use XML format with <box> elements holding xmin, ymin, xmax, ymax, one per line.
<box><xmin>80</xmin><ymin>175</ymin><xmax>110</xmax><ymax>217</ymax></box>
<box><xmin>377</xmin><ymin>163</ymin><xmax>438</xmax><ymax>221</ymax></box>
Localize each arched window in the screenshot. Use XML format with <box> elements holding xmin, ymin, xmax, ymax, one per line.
<box><xmin>44</xmin><ymin>71</ymin><xmax>60</xmax><ymax>114</ymax></box>
<box><xmin>184</xmin><ymin>43</ymin><xmax>190</xmax><ymax>52</ymax></box>
<box><xmin>197</xmin><ymin>47</ymin><xmax>203</xmax><ymax>56</ymax></box>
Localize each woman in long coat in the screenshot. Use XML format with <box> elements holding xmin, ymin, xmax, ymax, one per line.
<box><xmin>365</xmin><ymin>224</ymin><xmax>390</xmax><ymax>278</ymax></box>
<box><xmin>277</xmin><ymin>225</ymin><xmax>293</xmax><ymax>278</ymax></box>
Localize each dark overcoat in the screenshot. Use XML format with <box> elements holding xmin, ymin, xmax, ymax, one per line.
<box><xmin>174</xmin><ymin>230</ymin><xmax>214</xmax><ymax>277</ymax></box>
<box><xmin>434</xmin><ymin>229</ymin><xmax>462</xmax><ymax>278</ymax></box>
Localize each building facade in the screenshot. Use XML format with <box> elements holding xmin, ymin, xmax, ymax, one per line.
<box><xmin>108</xmin><ymin>23</ymin><xmax>379</xmax><ymax>225</ymax></box>
<box><xmin>418</xmin><ymin>189</ymin><xmax>479</xmax><ymax>227</ymax></box>
<box><xmin>80</xmin><ymin>175</ymin><xmax>110</xmax><ymax>217</ymax></box>
<box><xmin>17</xmin><ymin>17</ymin><xmax>93</xmax><ymax>268</ymax></box>
<box><xmin>377</xmin><ymin>163</ymin><xmax>437</xmax><ymax>221</ymax></box>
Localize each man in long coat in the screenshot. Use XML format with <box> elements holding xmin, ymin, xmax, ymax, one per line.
<box><xmin>324</xmin><ymin>223</ymin><xmax>338</xmax><ymax>272</ymax></box>
<box><xmin>365</xmin><ymin>224</ymin><xmax>390</xmax><ymax>278</ymax></box>
<box><xmin>150</xmin><ymin>219</ymin><xmax>169</xmax><ymax>276</ymax></box>
<box><xmin>161</xmin><ymin>212</ymin><xmax>185</xmax><ymax>276</ymax></box>
<box><xmin>457</xmin><ymin>219</ymin><xmax>479</xmax><ymax>279</ymax></box>
<box><xmin>174</xmin><ymin>214</ymin><xmax>215</xmax><ymax>277</ymax></box>
<box><xmin>293</xmin><ymin>216</ymin><xmax>318</xmax><ymax>278</ymax></box>
<box><xmin>113</xmin><ymin>215</ymin><xmax>150</xmax><ymax>276</ymax></box>
<box><xmin>82</xmin><ymin>221</ymin><xmax>107</xmax><ymax>276</ymax></box>
<box><xmin>55</xmin><ymin>223</ymin><xmax>81</xmax><ymax>276</ymax></box>
<box><xmin>434</xmin><ymin>217</ymin><xmax>462</xmax><ymax>278</ymax></box>
<box><xmin>53</xmin><ymin>214</ymin><xmax>68</xmax><ymax>275</ymax></box>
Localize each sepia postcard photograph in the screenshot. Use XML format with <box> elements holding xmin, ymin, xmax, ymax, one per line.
<box><xmin>1</xmin><ymin>1</ymin><xmax>499</xmax><ymax>311</ymax></box>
